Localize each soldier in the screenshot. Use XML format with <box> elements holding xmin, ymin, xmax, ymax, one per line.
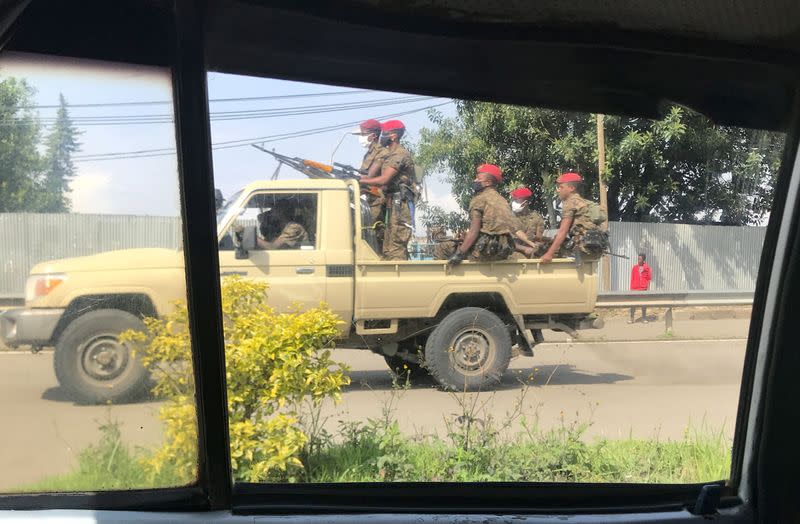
<box><xmin>540</xmin><ymin>172</ymin><xmax>604</xmax><ymax>264</ymax></box>
<box><xmin>447</xmin><ymin>164</ymin><xmax>517</xmax><ymax>265</ymax></box>
<box><xmin>255</xmin><ymin>200</ymin><xmax>309</xmax><ymax>250</ymax></box>
<box><xmin>509</xmin><ymin>186</ymin><xmax>547</xmax><ymax>258</ymax></box>
<box><xmin>359</xmin><ymin>120</ymin><xmax>417</xmax><ymax>260</ymax></box>
<box><xmin>355</xmin><ymin>119</ymin><xmax>388</xmax><ymax>238</ymax></box>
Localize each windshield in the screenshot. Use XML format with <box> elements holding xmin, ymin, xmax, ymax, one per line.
<box><xmin>216</xmin><ymin>188</ymin><xmax>243</xmax><ymax>228</ymax></box>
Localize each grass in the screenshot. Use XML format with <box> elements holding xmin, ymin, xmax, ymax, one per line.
<box><xmin>15</xmin><ymin>416</ymin><xmax>730</xmax><ymax>490</ymax></box>
<box><xmin>15</xmin><ymin>419</ymin><xmax>186</xmax><ymax>492</ymax></box>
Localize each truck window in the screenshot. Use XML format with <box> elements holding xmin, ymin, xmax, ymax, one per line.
<box><xmin>220</xmin><ymin>192</ymin><xmax>318</xmax><ymax>251</ymax></box>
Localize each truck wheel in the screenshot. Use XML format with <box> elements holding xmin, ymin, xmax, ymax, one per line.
<box><xmin>425</xmin><ymin>307</ymin><xmax>512</xmax><ymax>391</ymax></box>
<box><xmin>54</xmin><ymin>309</ymin><xmax>149</xmax><ymax>404</ymax></box>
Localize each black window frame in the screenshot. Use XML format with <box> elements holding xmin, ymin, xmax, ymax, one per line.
<box><xmin>1</xmin><ymin>0</ymin><xmax>800</xmax><ymax>520</ymax></box>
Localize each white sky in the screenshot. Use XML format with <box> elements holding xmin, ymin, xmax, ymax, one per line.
<box><xmin>0</xmin><ymin>52</ymin><xmax>461</xmax><ymax>220</ymax></box>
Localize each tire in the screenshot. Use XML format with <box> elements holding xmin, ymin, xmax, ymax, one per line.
<box><xmin>425</xmin><ymin>307</ymin><xmax>512</xmax><ymax>391</ymax></box>
<box><xmin>54</xmin><ymin>309</ymin><xmax>150</xmax><ymax>404</ymax></box>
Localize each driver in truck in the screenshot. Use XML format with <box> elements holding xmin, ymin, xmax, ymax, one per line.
<box><xmin>255</xmin><ymin>200</ymin><xmax>309</xmax><ymax>250</ymax></box>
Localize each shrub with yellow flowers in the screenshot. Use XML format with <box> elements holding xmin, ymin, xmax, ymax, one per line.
<box><xmin>121</xmin><ymin>276</ymin><xmax>350</xmax><ymax>483</ymax></box>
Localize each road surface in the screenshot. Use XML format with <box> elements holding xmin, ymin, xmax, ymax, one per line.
<box><xmin>0</xmin><ymin>336</ymin><xmax>746</xmax><ymax>490</ymax></box>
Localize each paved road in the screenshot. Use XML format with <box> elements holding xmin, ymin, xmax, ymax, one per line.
<box><xmin>0</xmin><ymin>336</ymin><xmax>746</xmax><ymax>490</ymax></box>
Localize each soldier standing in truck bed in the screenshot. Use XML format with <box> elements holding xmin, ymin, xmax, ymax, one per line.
<box><xmin>355</xmin><ymin>119</ymin><xmax>388</xmax><ymax>249</ymax></box>
<box><xmin>358</xmin><ymin>120</ymin><xmax>417</xmax><ymax>260</ymax></box>
<box><xmin>446</xmin><ymin>163</ymin><xmax>517</xmax><ymax>265</ymax></box>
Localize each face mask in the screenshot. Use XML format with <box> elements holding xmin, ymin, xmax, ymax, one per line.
<box><xmin>358</xmin><ymin>134</ymin><xmax>370</xmax><ymax>148</ymax></box>
<box><xmin>511</xmin><ymin>201</ymin><xmax>524</xmax><ymax>213</ymax></box>
<box><xmin>472</xmin><ymin>182</ymin><xmax>485</xmax><ymax>193</ymax></box>
<box><xmin>379</xmin><ymin>133</ymin><xmax>392</xmax><ymax>147</ymax></box>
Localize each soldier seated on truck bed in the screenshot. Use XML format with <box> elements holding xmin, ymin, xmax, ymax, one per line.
<box><xmin>540</xmin><ymin>172</ymin><xmax>608</xmax><ymax>264</ymax></box>
<box><xmin>255</xmin><ymin>200</ymin><xmax>310</xmax><ymax>250</ymax></box>
<box><xmin>446</xmin><ymin>163</ymin><xmax>517</xmax><ymax>265</ymax></box>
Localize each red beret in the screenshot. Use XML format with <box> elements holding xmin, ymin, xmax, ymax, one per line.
<box><xmin>476</xmin><ymin>163</ymin><xmax>502</xmax><ymax>182</ymax></box>
<box><xmin>359</xmin><ymin>119</ymin><xmax>381</xmax><ymax>133</ymax></box>
<box><xmin>557</xmin><ymin>172</ymin><xmax>583</xmax><ymax>183</ymax></box>
<box><xmin>510</xmin><ymin>187</ymin><xmax>533</xmax><ymax>199</ymax></box>
<box><xmin>381</xmin><ymin>119</ymin><xmax>405</xmax><ymax>133</ymax></box>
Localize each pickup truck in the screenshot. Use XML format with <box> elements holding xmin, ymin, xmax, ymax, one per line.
<box><xmin>0</xmin><ymin>179</ymin><xmax>601</xmax><ymax>403</ymax></box>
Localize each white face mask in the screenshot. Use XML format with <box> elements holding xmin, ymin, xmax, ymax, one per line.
<box><xmin>358</xmin><ymin>134</ymin><xmax>371</xmax><ymax>148</ymax></box>
<box><xmin>511</xmin><ymin>201</ymin><xmax>524</xmax><ymax>213</ymax></box>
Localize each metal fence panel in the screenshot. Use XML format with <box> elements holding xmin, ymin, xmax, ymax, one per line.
<box><xmin>0</xmin><ymin>214</ymin><xmax>766</xmax><ymax>297</ymax></box>
<box><xmin>0</xmin><ymin>213</ymin><xmax>182</xmax><ymax>298</ymax></box>
<box><xmin>602</xmin><ymin>222</ymin><xmax>765</xmax><ymax>293</ymax></box>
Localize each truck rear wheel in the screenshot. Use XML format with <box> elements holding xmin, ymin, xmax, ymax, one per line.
<box><xmin>54</xmin><ymin>309</ymin><xmax>149</xmax><ymax>404</ymax></box>
<box><xmin>425</xmin><ymin>307</ymin><xmax>512</xmax><ymax>391</ymax></box>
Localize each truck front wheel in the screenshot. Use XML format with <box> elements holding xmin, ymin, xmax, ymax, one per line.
<box><xmin>425</xmin><ymin>307</ymin><xmax>512</xmax><ymax>391</ymax></box>
<box><xmin>54</xmin><ymin>309</ymin><xmax>149</xmax><ymax>404</ymax></box>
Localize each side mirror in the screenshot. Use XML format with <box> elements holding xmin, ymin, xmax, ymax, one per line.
<box><xmin>232</xmin><ymin>225</ymin><xmax>258</xmax><ymax>259</ymax></box>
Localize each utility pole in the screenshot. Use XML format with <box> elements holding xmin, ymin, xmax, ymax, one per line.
<box><xmin>597</xmin><ymin>114</ymin><xmax>611</xmax><ymax>291</ymax></box>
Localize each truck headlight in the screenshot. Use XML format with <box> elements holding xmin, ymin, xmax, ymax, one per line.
<box><xmin>25</xmin><ymin>273</ymin><xmax>68</xmax><ymax>302</ymax></box>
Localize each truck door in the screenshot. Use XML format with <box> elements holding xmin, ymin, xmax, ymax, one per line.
<box><xmin>218</xmin><ymin>191</ymin><xmax>326</xmax><ymax>312</ymax></box>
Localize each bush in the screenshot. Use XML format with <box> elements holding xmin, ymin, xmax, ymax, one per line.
<box><xmin>121</xmin><ymin>276</ymin><xmax>350</xmax><ymax>483</ymax></box>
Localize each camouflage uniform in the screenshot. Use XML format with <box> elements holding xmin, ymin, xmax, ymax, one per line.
<box><xmin>465</xmin><ymin>187</ymin><xmax>516</xmax><ymax>261</ymax></box>
<box><xmin>264</xmin><ymin>221</ymin><xmax>309</xmax><ymax>250</ymax></box>
<box><xmin>430</xmin><ymin>226</ymin><xmax>459</xmax><ymax>260</ymax></box>
<box><xmin>515</xmin><ymin>209</ymin><xmax>546</xmax><ymax>240</ymax></box>
<box><xmin>560</xmin><ymin>193</ymin><xmax>600</xmax><ymax>257</ymax></box>
<box><xmin>381</xmin><ymin>145</ymin><xmax>417</xmax><ymax>260</ymax></box>
<box><xmin>514</xmin><ymin>208</ymin><xmax>547</xmax><ymax>257</ymax></box>
<box><xmin>360</xmin><ymin>142</ymin><xmax>389</xmax><ymax>227</ymax></box>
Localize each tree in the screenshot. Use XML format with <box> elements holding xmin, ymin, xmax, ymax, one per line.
<box><xmin>0</xmin><ymin>76</ymin><xmax>45</xmax><ymax>212</ymax></box>
<box><xmin>416</xmin><ymin>101</ymin><xmax>784</xmax><ymax>225</ymax></box>
<box><xmin>41</xmin><ymin>93</ymin><xmax>80</xmax><ymax>212</ymax></box>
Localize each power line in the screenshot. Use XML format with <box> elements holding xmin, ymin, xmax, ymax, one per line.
<box><xmin>0</xmin><ymin>95</ymin><xmax>435</xmax><ymax>127</ymax></box>
<box><xmin>10</xmin><ymin>89</ymin><xmax>373</xmax><ymax>110</ymax></box>
<box><xmin>73</xmin><ymin>101</ymin><xmax>453</xmax><ymax>162</ymax></box>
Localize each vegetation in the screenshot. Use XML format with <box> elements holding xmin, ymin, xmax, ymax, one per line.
<box><xmin>17</xmin><ymin>413</ymin><xmax>729</xmax><ymax>491</ymax></box>
<box><xmin>416</xmin><ymin>102</ymin><xmax>784</xmax><ymax>227</ymax></box>
<box><xmin>119</xmin><ymin>276</ymin><xmax>350</xmax><ymax>484</ymax></box>
<box><xmin>0</xmin><ymin>76</ymin><xmax>80</xmax><ymax>212</ymax></box>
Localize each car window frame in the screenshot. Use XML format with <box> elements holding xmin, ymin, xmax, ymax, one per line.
<box><xmin>0</xmin><ymin>0</ymin><xmax>799</xmax><ymax>520</ymax></box>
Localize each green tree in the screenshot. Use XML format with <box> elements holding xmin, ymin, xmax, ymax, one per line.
<box><xmin>41</xmin><ymin>93</ymin><xmax>80</xmax><ymax>212</ymax></box>
<box><xmin>0</xmin><ymin>76</ymin><xmax>45</xmax><ymax>212</ymax></box>
<box><xmin>416</xmin><ymin>102</ymin><xmax>784</xmax><ymax>225</ymax></box>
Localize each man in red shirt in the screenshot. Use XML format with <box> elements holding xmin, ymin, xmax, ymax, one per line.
<box><xmin>629</xmin><ymin>252</ymin><xmax>652</xmax><ymax>323</ymax></box>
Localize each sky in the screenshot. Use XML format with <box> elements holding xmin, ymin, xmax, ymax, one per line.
<box><xmin>0</xmin><ymin>52</ymin><xmax>461</xmax><ymax>221</ymax></box>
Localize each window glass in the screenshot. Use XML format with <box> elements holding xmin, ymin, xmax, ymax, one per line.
<box><xmin>0</xmin><ymin>53</ymin><xmax>197</xmax><ymax>492</ymax></box>
<box><xmin>204</xmin><ymin>73</ymin><xmax>784</xmax><ymax>484</ymax></box>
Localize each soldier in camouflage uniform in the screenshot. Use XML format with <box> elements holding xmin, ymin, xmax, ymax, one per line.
<box><xmin>509</xmin><ymin>186</ymin><xmax>547</xmax><ymax>258</ymax></box>
<box><xmin>355</xmin><ymin>119</ymin><xmax>388</xmax><ymax>250</ymax></box>
<box><xmin>540</xmin><ymin>172</ymin><xmax>602</xmax><ymax>264</ymax></box>
<box><xmin>359</xmin><ymin>120</ymin><xmax>417</xmax><ymax>260</ymax></box>
<box><xmin>447</xmin><ymin>164</ymin><xmax>517</xmax><ymax>265</ymax></box>
<box><xmin>255</xmin><ymin>201</ymin><xmax>310</xmax><ymax>250</ymax></box>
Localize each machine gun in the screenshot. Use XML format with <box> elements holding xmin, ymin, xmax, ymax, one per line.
<box><xmin>252</xmin><ymin>144</ymin><xmax>383</xmax><ymax>199</ymax></box>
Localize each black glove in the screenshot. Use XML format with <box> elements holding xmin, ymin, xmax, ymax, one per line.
<box><xmin>447</xmin><ymin>251</ymin><xmax>466</xmax><ymax>266</ymax></box>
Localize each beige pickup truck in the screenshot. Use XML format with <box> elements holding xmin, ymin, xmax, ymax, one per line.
<box><xmin>0</xmin><ymin>179</ymin><xmax>601</xmax><ymax>403</ymax></box>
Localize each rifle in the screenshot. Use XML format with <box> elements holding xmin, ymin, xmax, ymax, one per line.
<box><xmin>252</xmin><ymin>145</ymin><xmax>383</xmax><ymax>198</ymax></box>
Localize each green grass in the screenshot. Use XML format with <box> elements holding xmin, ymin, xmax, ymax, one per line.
<box><xmin>14</xmin><ymin>417</ymin><xmax>731</xmax><ymax>491</ymax></box>
<box><xmin>14</xmin><ymin>420</ymin><xmax>187</xmax><ymax>492</ymax></box>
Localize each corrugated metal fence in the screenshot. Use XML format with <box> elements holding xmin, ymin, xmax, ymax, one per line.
<box><xmin>0</xmin><ymin>213</ymin><xmax>766</xmax><ymax>297</ymax></box>
<box><xmin>0</xmin><ymin>213</ymin><xmax>182</xmax><ymax>298</ymax></box>
<box><xmin>601</xmin><ymin>222</ymin><xmax>765</xmax><ymax>293</ymax></box>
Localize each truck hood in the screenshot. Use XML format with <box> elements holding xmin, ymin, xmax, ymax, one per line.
<box><xmin>30</xmin><ymin>248</ymin><xmax>184</xmax><ymax>274</ymax></box>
